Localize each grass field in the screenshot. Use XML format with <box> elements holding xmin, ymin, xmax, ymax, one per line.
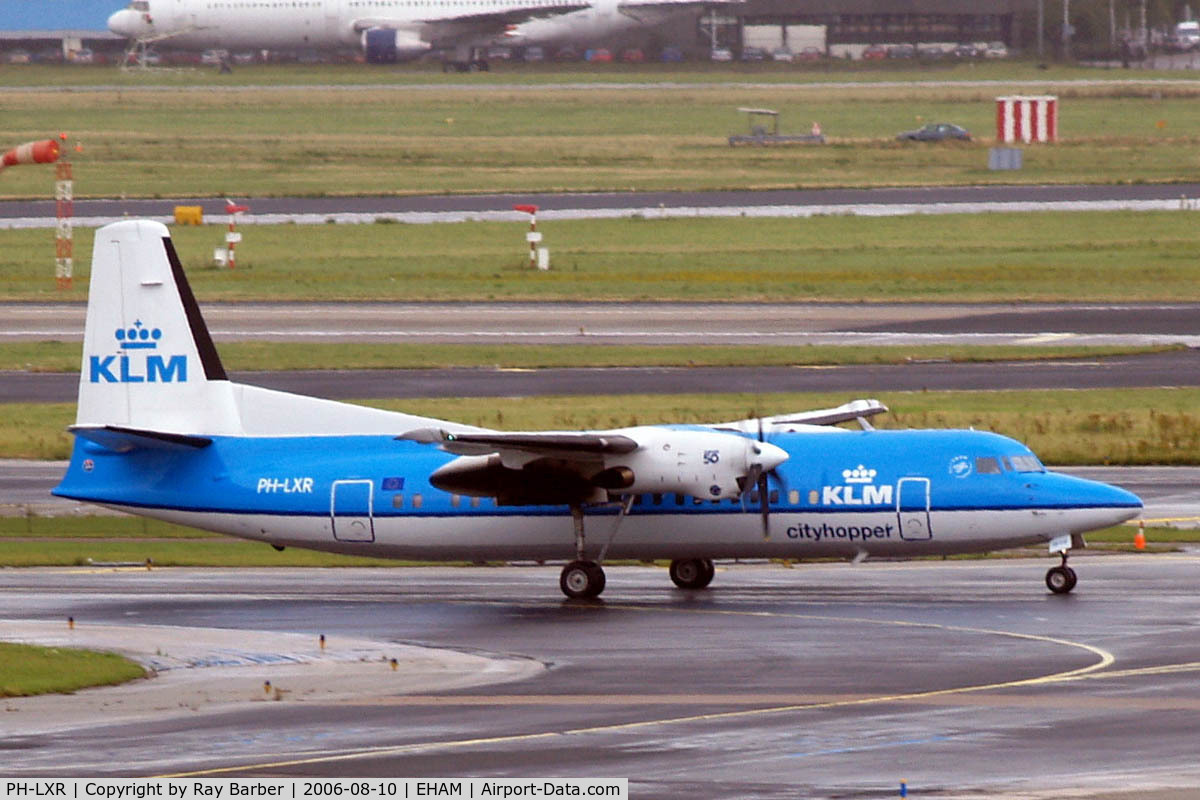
<box><xmin>6</xmin><ymin>211</ymin><xmax>1200</xmax><ymax>301</ymax></box>
<box><xmin>5</xmin><ymin>388</ymin><xmax>1198</xmax><ymax>462</ymax></box>
<box><xmin>3</xmin><ymin>75</ymin><xmax>1200</xmax><ymax>198</ymax></box>
<box><xmin>0</xmin><ymin>641</ymin><xmax>145</xmax><ymax>697</ymax></box>
<box><xmin>1</xmin><ymin>60</ymin><xmax>1188</xmax><ymax>88</ymax></box>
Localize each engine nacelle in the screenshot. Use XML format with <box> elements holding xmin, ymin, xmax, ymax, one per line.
<box><xmin>362</xmin><ymin>27</ymin><xmax>431</xmax><ymax>64</ymax></box>
<box><xmin>599</xmin><ymin>428</ymin><xmax>788</xmax><ymax>501</ymax></box>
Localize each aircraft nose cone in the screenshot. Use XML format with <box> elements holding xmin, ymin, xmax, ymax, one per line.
<box><xmin>1043</xmin><ymin>472</ymin><xmax>1144</xmax><ymax>527</ymax></box>
<box><xmin>108</xmin><ymin>9</ymin><xmax>140</xmax><ymax>36</ymax></box>
<box><xmin>755</xmin><ymin>441</ymin><xmax>789</xmax><ymax>472</ymax></box>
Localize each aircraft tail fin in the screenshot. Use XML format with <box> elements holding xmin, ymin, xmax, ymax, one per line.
<box><xmin>77</xmin><ymin>220</ymin><xmax>242</xmax><ymax>436</ymax></box>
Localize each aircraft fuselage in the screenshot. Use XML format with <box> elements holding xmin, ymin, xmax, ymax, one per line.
<box><xmin>55</xmin><ymin>428</ymin><xmax>1141</xmax><ymax>563</ymax></box>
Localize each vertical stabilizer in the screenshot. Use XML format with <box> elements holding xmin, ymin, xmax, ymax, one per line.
<box><xmin>77</xmin><ymin>220</ymin><xmax>242</xmax><ymax>435</ymax></box>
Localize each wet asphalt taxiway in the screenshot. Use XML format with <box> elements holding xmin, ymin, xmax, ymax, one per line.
<box><xmin>4</xmin><ymin>558</ymin><xmax>1200</xmax><ymax>798</ymax></box>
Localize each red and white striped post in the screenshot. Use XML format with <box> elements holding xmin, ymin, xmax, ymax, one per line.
<box><xmin>55</xmin><ymin>159</ymin><xmax>73</xmax><ymax>290</ymax></box>
<box><xmin>995</xmin><ymin>95</ymin><xmax>1058</xmax><ymax>143</ymax></box>
<box><xmin>514</xmin><ymin>204</ymin><xmax>540</xmax><ymax>269</ymax></box>
<box><xmin>0</xmin><ymin>138</ymin><xmax>67</xmax><ymax>288</ymax></box>
<box><xmin>224</xmin><ymin>199</ymin><xmax>248</xmax><ymax>269</ymax></box>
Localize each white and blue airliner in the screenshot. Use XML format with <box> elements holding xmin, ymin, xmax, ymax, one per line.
<box><xmin>55</xmin><ymin>220</ymin><xmax>1143</xmax><ymax>598</ymax></box>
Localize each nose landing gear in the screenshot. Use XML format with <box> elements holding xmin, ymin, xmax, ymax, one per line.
<box><xmin>1045</xmin><ymin>552</ymin><xmax>1078</xmax><ymax>594</ymax></box>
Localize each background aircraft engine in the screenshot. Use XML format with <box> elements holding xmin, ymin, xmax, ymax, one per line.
<box><xmin>362</xmin><ymin>28</ymin><xmax>431</xmax><ymax>63</ymax></box>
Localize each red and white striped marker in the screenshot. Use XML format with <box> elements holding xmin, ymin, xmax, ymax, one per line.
<box><xmin>514</xmin><ymin>204</ymin><xmax>540</xmax><ymax>269</ymax></box>
<box><xmin>995</xmin><ymin>96</ymin><xmax>1057</xmax><ymax>144</ymax></box>
<box><xmin>224</xmin><ymin>199</ymin><xmax>249</xmax><ymax>269</ymax></box>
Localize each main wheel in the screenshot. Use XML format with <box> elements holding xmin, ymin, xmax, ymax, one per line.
<box><xmin>560</xmin><ymin>560</ymin><xmax>605</xmax><ymax>599</ymax></box>
<box><xmin>1045</xmin><ymin>565</ymin><xmax>1077</xmax><ymax>594</ymax></box>
<box><xmin>670</xmin><ymin>558</ymin><xmax>715</xmax><ymax>590</ymax></box>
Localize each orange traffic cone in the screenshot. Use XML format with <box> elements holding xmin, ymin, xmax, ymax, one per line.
<box><xmin>0</xmin><ymin>139</ymin><xmax>60</xmax><ymax>169</ymax></box>
<box><xmin>1134</xmin><ymin>521</ymin><xmax>1146</xmax><ymax>551</ymax></box>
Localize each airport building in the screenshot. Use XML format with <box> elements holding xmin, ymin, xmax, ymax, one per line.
<box><xmin>672</xmin><ymin>0</ymin><xmax>1030</xmax><ymax>60</ymax></box>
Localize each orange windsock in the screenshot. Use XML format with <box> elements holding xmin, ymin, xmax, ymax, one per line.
<box><xmin>0</xmin><ymin>139</ymin><xmax>61</xmax><ymax>169</ymax></box>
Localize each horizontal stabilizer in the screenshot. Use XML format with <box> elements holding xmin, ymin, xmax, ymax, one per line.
<box><xmin>69</xmin><ymin>425</ymin><xmax>213</xmax><ymax>453</ymax></box>
<box><xmin>712</xmin><ymin>399</ymin><xmax>889</xmax><ymax>433</ymax></box>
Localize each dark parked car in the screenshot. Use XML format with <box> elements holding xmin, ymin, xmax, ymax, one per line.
<box><xmin>887</xmin><ymin>43</ymin><xmax>915</xmax><ymax>59</ymax></box>
<box><xmin>896</xmin><ymin>123</ymin><xmax>972</xmax><ymax>142</ymax></box>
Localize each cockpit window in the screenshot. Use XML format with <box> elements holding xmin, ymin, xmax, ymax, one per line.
<box><xmin>1009</xmin><ymin>455</ymin><xmax>1045</xmax><ymax>473</ymax></box>
<box><xmin>975</xmin><ymin>456</ymin><xmax>1002</xmax><ymax>474</ymax></box>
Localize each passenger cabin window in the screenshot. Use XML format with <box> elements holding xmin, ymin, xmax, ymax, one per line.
<box><xmin>470</xmin><ymin>496</ymin><xmax>481</xmax><ymax>508</ymax></box>
<box><xmin>788</xmin><ymin>490</ymin><xmax>800</xmax><ymax>505</ymax></box>
<box><xmin>652</xmin><ymin>493</ymin><xmax>663</xmax><ymax>505</ymax></box>
<box><xmin>412</xmin><ymin>494</ymin><xmax>422</xmax><ymax>509</ymax></box>
<box><xmin>392</xmin><ymin>494</ymin><xmax>404</xmax><ymax>508</ymax></box>
<box><xmin>975</xmin><ymin>456</ymin><xmax>1002</xmax><ymax>474</ymax></box>
<box><xmin>1009</xmin><ymin>455</ymin><xmax>1045</xmax><ymax>473</ymax></box>
<box><xmin>451</xmin><ymin>494</ymin><xmax>461</xmax><ymax>508</ymax></box>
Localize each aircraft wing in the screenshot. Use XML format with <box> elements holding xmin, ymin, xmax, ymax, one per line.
<box><xmin>400</xmin><ymin>429</ymin><xmax>637</xmax><ymax>459</ymax></box>
<box><xmin>710</xmin><ymin>399</ymin><xmax>889</xmax><ymax>434</ymax></box>
<box><xmin>350</xmin><ymin>2</ymin><xmax>590</xmax><ymax>35</ymax></box>
<box><xmin>400</xmin><ymin>425</ymin><xmax>787</xmax><ymax>506</ymax></box>
<box><xmin>620</xmin><ymin>0</ymin><xmax>744</xmax><ymax>7</ymax></box>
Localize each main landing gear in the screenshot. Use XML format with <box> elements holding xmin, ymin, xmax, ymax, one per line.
<box><xmin>555</xmin><ymin>502</ymin><xmax>719</xmax><ymax>598</ymax></box>
<box><xmin>1045</xmin><ymin>551</ymin><xmax>1078</xmax><ymax>594</ymax></box>
<box><xmin>558</xmin><ymin>500</ymin><xmax>631</xmax><ymax>600</ymax></box>
<box><xmin>669</xmin><ymin>558</ymin><xmax>715</xmax><ymax>590</ymax></box>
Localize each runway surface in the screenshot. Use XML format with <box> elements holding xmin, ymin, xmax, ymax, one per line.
<box><xmin>5</xmin><ymin>558</ymin><xmax>1200</xmax><ymax>798</ymax></box>
<box><xmin>7</xmin><ymin>183</ymin><xmax>1200</xmax><ymax>223</ymax></box>
<box><xmin>3</xmin><ymin>300</ymin><xmax>1198</xmax><ymax>403</ymax></box>
<box><xmin>3</xmin><ymin>347</ymin><xmax>1198</xmax><ymax>404</ymax></box>
<box><xmin>6</xmin><ymin>301</ymin><xmax>1200</xmax><ymax>346</ymax></box>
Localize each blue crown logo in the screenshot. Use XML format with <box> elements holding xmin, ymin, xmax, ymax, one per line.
<box><xmin>114</xmin><ymin>320</ymin><xmax>162</xmax><ymax>350</ymax></box>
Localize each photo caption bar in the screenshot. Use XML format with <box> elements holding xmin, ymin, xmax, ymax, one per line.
<box><xmin>1</xmin><ymin>780</ymin><xmax>628</xmax><ymax>800</ymax></box>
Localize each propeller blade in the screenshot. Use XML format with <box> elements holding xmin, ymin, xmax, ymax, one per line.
<box><xmin>739</xmin><ymin>463</ymin><xmax>761</xmax><ymax>509</ymax></box>
<box><xmin>758</xmin><ymin>470</ymin><xmax>770</xmax><ymax>539</ymax></box>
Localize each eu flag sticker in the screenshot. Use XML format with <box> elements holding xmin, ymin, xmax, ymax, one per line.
<box><xmin>382</xmin><ymin>477</ymin><xmax>405</xmax><ymax>491</ymax></box>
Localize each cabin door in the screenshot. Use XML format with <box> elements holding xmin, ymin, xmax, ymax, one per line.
<box><xmin>896</xmin><ymin>477</ymin><xmax>932</xmax><ymax>541</ymax></box>
<box><xmin>331</xmin><ymin>479</ymin><xmax>375</xmax><ymax>543</ymax></box>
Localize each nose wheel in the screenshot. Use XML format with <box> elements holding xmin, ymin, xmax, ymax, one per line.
<box><xmin>1045</xmin><ymin>553</ymin><xmax>1078</xmax><ymax>594</ymax></box>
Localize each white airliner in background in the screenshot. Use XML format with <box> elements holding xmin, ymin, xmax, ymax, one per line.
<box><xmin>107</xmin><ymin>0</ymin><xmax>724</xmax><ymax>69</ymax></box>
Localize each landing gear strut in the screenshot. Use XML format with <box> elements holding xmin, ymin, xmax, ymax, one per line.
<box><xmin>669</xmin><ymin>558</ymin><xmax>715</xmax><ymax>589</ymax></box>
<box><xmin>559</xmin><ymin>505</ymin><xmax>604</xmax><ymax>598</ymax></box>
<box><xmin>1045</xmin><ymin>551</ymin><xmax>1078</xmax><ymax>594</ymax></box>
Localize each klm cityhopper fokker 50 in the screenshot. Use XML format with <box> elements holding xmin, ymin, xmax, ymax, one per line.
<box><xmin>55</xmin><ymin>221</ymin><xmax>1143</xmax><ymax>599</ymax></box>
